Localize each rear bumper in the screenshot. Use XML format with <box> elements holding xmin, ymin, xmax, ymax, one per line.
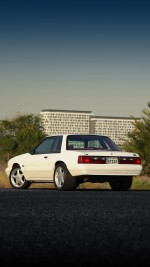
<box><xmin>69</xmin><ymin>164</ymin><xmax>143</xmax><ymax>177</ymax></box>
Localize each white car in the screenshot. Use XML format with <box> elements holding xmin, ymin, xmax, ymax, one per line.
<box><xmin>5</xmin><ymin>134</ymin><xmax>143</xmax><ymax>191</ymax></box>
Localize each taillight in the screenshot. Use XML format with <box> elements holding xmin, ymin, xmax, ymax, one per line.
<box><xmin>119</xmin><ymin>157</ymin><xmax>141</xmax><ymax>165</ymax></box>
<box><xmin>134</xmin><ymin>157</ymin><xmax>141</xmax><ymax>164</ymax></box>
<box><xmin>78</xmin><ymin>156</ymin><xmax>106</xmax><ymax>164</ymax></box>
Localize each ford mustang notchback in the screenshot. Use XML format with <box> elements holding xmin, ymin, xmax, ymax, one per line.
<box><xmin>5</xmin><ymin>134</ymin><xmax>143</xmax><ymax>191</ymax></box>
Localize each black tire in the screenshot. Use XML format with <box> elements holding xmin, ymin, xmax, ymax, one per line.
<box><xmin>9</xmin><ymin>166</ymin><xmax>31</xmax><ymax>189</ymax></box>
<box><xmin>54</xmin><ymin>163</ymin><xmax>77</xmax><ymax>191</ymax></box>
<box><xmin>109</xmin><ymin>176</ymin><xmax>133</xmax><ymax>191</ymax></box>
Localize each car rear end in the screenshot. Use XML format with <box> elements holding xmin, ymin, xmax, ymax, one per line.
<box><xmin>68</xmin><ymin>150</ymin><xmax>143</xmax><ymax>177</ymax></box>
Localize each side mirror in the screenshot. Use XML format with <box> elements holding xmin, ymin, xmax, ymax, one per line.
<box><xmin>29</xmin><ymin>149</ymin><xmax>35</xmax><ymax>155</ymax></box>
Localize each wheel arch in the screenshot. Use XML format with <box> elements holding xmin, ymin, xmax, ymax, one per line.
<box><xmin>12</xmin><ymin>163</ymin><xmax>21</xmax><ymax>170</ymax></box>
<box><xmin>55</xmin><ymin>160</ymin><xmax>66</xmax><ymax>167</ymax></box>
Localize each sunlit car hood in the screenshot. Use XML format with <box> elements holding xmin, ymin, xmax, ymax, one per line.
<box><xmin>8</xmin><ymin>153</ymin><xmax>30</xmax><ymax>163</ymax></box>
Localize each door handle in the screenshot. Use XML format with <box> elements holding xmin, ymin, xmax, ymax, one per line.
<box><xmin>44</xmin><ymin>156</ymin><xmax>48</xmax><ymax>159</ymax></box>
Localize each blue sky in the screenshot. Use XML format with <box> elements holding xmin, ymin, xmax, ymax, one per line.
<box><xmin>0</xmin><ymin>0</ymin><xmax>150</xmax><ymax>119</ymax></box>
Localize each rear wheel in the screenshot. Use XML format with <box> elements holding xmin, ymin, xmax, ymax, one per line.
<box><xmin>109</xmin><ymin>176</ymin><xmax>133</xmax><ymax>191</ymax></box>
<box><xmin>54</xmin><ymin>163</ymin><xmax>77</xmax><ymax>191</ymax></box>
<box><xmin>9</xmin><ymin>166</ymin><xmax>31</xmax><ymax>189</ymax></box>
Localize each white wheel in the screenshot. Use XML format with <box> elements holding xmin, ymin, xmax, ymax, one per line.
<box><xmin>9</xmin><ymin>166</ymin><xmax>31</xmax><ymax>189</ymax></box>
<box><xmin>54</xmin><ymin>163</ymin><xmax>77</xmax><ymax>191</ymax></box>
<box><xmin>54</xmin><ymin>166</ymin><xmax>65</xmax><ymax>188</ymax></box>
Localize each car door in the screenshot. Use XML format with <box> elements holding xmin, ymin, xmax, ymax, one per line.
<box><xmin>23</xmin><ymin>137</ymin><xmax>56</xmax><ymax>180</ymax></box>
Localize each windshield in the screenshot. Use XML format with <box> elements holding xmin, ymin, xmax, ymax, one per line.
<box><xmin>66</xmin><ymin>135</ymin><xmax>121</xmax><ymax>151</ymax></box>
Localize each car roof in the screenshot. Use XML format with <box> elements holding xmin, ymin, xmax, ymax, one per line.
<box><xmin>45</xmin><ymin>134</ymin><xmax>109</xmax><ymax>138</ymax></box>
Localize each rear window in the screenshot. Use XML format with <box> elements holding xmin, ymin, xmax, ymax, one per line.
<box><xmin>66</xmin><ymin>135</ymin><xmax>121</xmax><ymax>151</ymax></box>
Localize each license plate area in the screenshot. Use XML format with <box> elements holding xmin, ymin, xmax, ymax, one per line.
<box><xmin>106</xmin><ymin>157</ymin><xmax>118</xmax><ymax>164</ymax></box>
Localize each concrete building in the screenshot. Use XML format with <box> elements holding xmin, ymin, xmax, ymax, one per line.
<box><xmin>40</xmin><ymin>109</ymin><xmax>140</xmax><ymax>145</ymax></box>
<box><xmin>90</xmin><ymin>116</ymin><xmax>140</xmax><ymax>145</ymax></box>
<box><xmin>40</xmin><ymin>109</ymin><xmax>93</xmax><ymax>135</ymax></box>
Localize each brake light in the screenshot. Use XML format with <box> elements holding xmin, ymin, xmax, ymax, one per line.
<box><xmin>119</xmin><ymin>157</ymin><xmax>141</xmax><ymax>165</ymax></box>
<box><xmin>78</xmin><ymin>156</ymin><xmax>106</xmax><ymax>164</ymax></box>
<box><xmin>134</xmin><ymin>157</ymin><xmax>141</xmax><ymax>164</ymax></box>
<box><xmin>78</xmin><ymin>156</ymin><xmax>90</xmax><ymax>163</ymax></box>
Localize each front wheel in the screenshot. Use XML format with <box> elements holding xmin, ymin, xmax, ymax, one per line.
<box><xmin>54</xmin><ymin>163</ymin><xmax>77</xmax><ymax>191</ymax></box>
<box><xmin>9</xmin><ymin>166</ymin><xmax>31</xmax><ymax>189</ymax></box>
<box><xmin>109</xmin><ymin>176</ymin><xmax>133</xmax><ymax>191</ymax></box>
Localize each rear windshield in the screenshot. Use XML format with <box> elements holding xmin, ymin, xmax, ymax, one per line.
<box><xmin>66</xmin><ymin>135</ymin><xmax>121</xmax><ymax>151</ymax></box>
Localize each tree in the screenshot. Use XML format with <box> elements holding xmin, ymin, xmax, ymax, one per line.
<box><xmin>123</xmin><ymin>103</ymin><xmax>150</xmax><ymax>175</ymax></box>
<box><xmin>0</xmin><ymin>114</ymin><xmax>46</xmax><ymax>161</ymax></box>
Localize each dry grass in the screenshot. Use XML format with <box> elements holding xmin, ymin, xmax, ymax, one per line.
<box><xmin>131</xmin><ymin>175</ymin><xmax>150</xmax><ymax>190</ymax></box>
<box><xmin>0</xmin><ymin>171</ymin><xmax>55</xmax><ymax>189</ymax></box>
<box><xmin>0</xmin><ymin>170</ymin><xmax>149</xmax><ymax>189</ymax></box>
<box><xmin>78</xmin><ymin>176</ymin><xmax>150</xmax><ymax>190</ymax></box>
<box><xmin>0</xmin><ymin>171</ymin><xmax>11</xmax><ymax>188</ymax></box>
